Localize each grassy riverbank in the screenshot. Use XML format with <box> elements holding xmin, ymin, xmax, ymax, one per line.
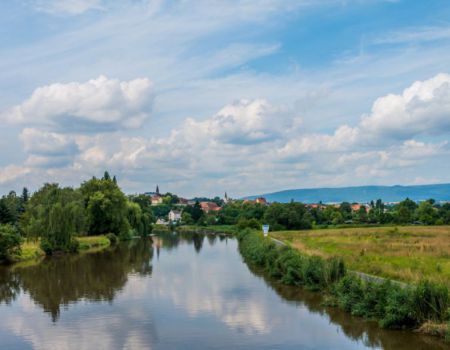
<box><xmin>271</xmin><ymin>225</ymin><xmax>450</xmax><ymax>287</ymax></box>
<box><xmin>237</xmin><ymin>228</ymin><xmax>450</xmax><ymax>340</ymax></box>
<box><xmin>77</xmin><ymin>235</ymin><xmax>111</xmax><ymax>250</ymax></box>
<box><xmin>12</xmin><ymin>235</ymin><xmax>111</xmax><ymax>263</ymax></box>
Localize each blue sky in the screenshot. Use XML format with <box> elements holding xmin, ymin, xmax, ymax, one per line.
<box><xmin>1</xmin><ymin>0</ymin><xmax>450</xmax><ymax>197</ymax></box>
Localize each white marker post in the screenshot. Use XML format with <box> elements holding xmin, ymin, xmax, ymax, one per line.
<box><xmin>262</xmin><ymin>224</ymin><xmax>270</xmax><ymax>237</ymax></box>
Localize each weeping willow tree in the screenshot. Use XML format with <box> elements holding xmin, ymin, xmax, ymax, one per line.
<box><xmin>20</xmin><ymin>184</ymin><xmax>85</xmax><ymax>254</ymax></box>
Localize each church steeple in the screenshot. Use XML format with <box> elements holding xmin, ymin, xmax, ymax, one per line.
<box><xmin>156</xmin><ymin>185</ymin><xmax>160</xmax><ymax>195</ymax></box>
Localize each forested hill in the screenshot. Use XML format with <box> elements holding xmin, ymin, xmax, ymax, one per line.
<box><xmin>245</xmin><ymin>184</ymin><xmax>450</xmax><ymax>203</ymax></box>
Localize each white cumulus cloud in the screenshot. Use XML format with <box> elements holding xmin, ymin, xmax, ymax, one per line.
<box><xmin>360</xmin><ymin>73</ymin><xmax>450</xmax><ymax>140</ymax></box>
<box><xmin>2</xmin><ymin>76</ymin><xmax>154</xmax><ymax>133</ymax></box>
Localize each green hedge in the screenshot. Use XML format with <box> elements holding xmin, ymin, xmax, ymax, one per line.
<box><xmin>237</xmin><ymin>228</ymin><xmax>449</xmax><ymax>331</ymax></box>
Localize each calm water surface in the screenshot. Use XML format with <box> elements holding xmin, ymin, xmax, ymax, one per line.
<box><xmin>0</xmin><ymin>232</ymin><xmax>447</xmax><ymax>350</ymax></box>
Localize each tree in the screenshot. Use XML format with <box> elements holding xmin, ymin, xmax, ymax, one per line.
<box><xmin>20</xmin><ymin>183</ymin><xmax>84</xmax><ymax>254</ymax></box>
<box><xmin>331</xmin><ymin>211</ymin><xmax>344</xmax><ymax>225</ymax></box>
<box><xmin>0</xmin><ymin>201</ymin><xmax>13</xmax><ymax>224</ymax></box>
<box><xmin>181</xmin><ymin>212</ymin><xmax>194</xmax><ymax>225</ymax></box>
<box><xmin>80</xmin><ymin>177</ymin><xmax>130</xmax><ymax>237</ymax></box>
<box><xmin>0</xmin><ymin>224</ymin><xmax>22</xmax><ymax>262</ymax></box>
<box><xmin>395</xmin><ymin>198</ymin><xmax>417</xmax><ymax>224</ymax></box>
<box><xmin>339</xmin><ymin>202</ymin><xmax>352</xmax><ymax>220</ymax></box>
<box><xmin>21</xmin><ymin>187</ymin><xmax>29</xmax><ymax>202</ymax></box>
<box><xmin>103</xmin><ymin>171</ymin><xmax>111</xmax><ymax>181</ymax></box>
<box><xmin>416</xmin><ymin>201</ymin><xmax>436</xmax><ymax>225</ymax></box>
<box><xmin>354</xmin><ymin>206</ymin><xmax>368</xmax><ymax>224</ymax></box>
<box><xmin>190</xmin><ymin>201</ymin><xmax>203</xmax><ymax>222</ymax></box>
<box><xmin>1</xmin><ymin>191</ymin><xmax>22</xmax><ymax>224</ymax></box>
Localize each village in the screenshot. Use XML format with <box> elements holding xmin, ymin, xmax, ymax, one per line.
<box><xmin>143</xmin><ymin>185</ymin><xmax>410</xmax><ymax>227</ymax></box>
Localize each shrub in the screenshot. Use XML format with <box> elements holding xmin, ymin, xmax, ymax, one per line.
<box><xmin>380</xmin><ymin>286</ymin><xmax>416</xmax><ymax>329</ymax></box>
<box><xmin>412</xmin><ymin>280</ymin><xmax>449</xmax><ymax>323</ymax></box>
<box><xmin>0</xmin><ymin>224</ymin><xmax>22</xmax><ymax>262</ymax></box>
<box><xmin>352</xmin><ymin>280</ymin><xmax>390</xmax><ymax>319</ymax></box>
<box><xmin>106</xmin><ymin>233</ymin><xmax>118</xmax><ymax>245</ymax></box>
<box><xmin>118</xmin><ymin>229</ymin><xmax>133</xmax><ymax>241</ymax></box>
<box><xmin>325</xmin><ymin>257</ymin><xmax>346</xmax><ymax>285</ymax></box>
<box><xmin>335</xmin><ymin>275</ymin><xmax>363</xmax><ymax>313</ymax></box>
<box><xmin>269</xmin><ymin>247</ymin><xmax>304</xmax><ymax>285</ymax></box>
<box><xmin>302</xmin><ymin>256</ymin><xmax>326</xmax><ymax>289</ymax></box>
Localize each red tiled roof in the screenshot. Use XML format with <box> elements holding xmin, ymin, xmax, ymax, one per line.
<box><xmin>200</xmin><ymin>202</ymin><xmax>221</xmax><ymax>212</ymax></box>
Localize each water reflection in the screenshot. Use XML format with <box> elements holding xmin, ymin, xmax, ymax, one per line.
<box><xmin>244</xmin><ymin>255</ymin><xmax>448</xmax><ymax>350</ymax></box>
<box><xmin>0</xmin><ymin>232</ymin><xmax>447</xmax><ymax>350</ymax></box>
<box><xmin>0</xmin><ymin>239</ymin><xmax>153</xmax><ymax>321</ymax></box>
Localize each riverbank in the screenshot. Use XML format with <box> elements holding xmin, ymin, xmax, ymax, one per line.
<box><xmin>270</xmin><ymin>225</ymin><xmax>450</xmax><ymax>287</ymax></box>
<box><xmin>11</xmin><ymin>235</ymin><xmax>112</xmax><ymax>264</ymax></box>
<box><xmin>236</xmin><ymin>228</ymin><xmax>450</xmax><ymax>341</ymax></box>
<box><xmin>177</xmin><ymin>225</ymin><xmax>236</xmax><ymax>234</ymax></box>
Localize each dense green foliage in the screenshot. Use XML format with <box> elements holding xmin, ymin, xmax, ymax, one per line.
<box><xmin>0</xmin><ymin>172</ymin><xmax>153</xmax><ymax>258</ymax></box>
<box><xmin>21</xmin><ymin>184</ymin><xmax>84</xmax><ymax>254</ymax></box>
<box><xmin>196</xmin><ymin>197</ymin><xmax>450</xmax><ymax>231</ymax></box>
<box><xmin>0</xmin><ymin>224</ymin><xmax>22</xmax><ymax>262</ymax></box>
<box><xmin>237</xmin><ymin>229</ymin><xmax>345</xmax><ymax>290</ymax></box>
<box><xmin>237</xmin><ymin>228</ymin><xmax>449</xmax><ymax>331</ymax></box>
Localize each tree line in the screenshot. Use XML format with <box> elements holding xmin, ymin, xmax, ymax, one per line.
<box><xmin>178</xmin><ymin>198</ymin><xmax>450</xmax><ymax>230</ymax></box>
<box><xmin>0</xmin><ymin>172</ymin><xmax>153</xmax><ymax>261</ymax></box>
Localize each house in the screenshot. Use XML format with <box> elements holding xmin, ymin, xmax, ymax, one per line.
<box><xmin>200</xmin><ymin>201</ymin><xmax>221</xmax><ymax>213</ymax></box>
<box><xmin>156</xmin><ymin>218</ymin><xmax>168</xmax><ymax>225</ymax></box>
<box><xmin>151</xmin><ymin>194</ymin><xmax>163</xmax><ymax>205</ymax></box>
<box><xmin>255</xmin><ymin>197</ymin><xmax>268</xmax><ymax>205</ymax></box>
<box><xmin>243</xmin><ymin>197</ymin><xmax>268</xmax><ymax>205</ymax></box>
<box><xmin>168</xmin><ymin>210</ymin><xmax>182</xmax><ymax>222</ymax></box>
<box><xmin>351</xmin><ymin>203</ymin><xmax>368</xmax><ymax>212</ymax></box>
<box><xmin>178</xmin><ymin>198</ymin><xmax>189</xmax><ymax>206</ymax></box>
<box><xmin>306</xmin><ymin>203</ymin><xmax>327</xmax><ymax>210</ymax></box>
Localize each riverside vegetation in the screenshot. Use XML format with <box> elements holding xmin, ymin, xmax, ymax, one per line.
<box><xmin>0</xmin><ymin>172</ymin><xmax>153</xmax><ymax>263</ymax></box>
<box><xmin>271</xmin><ymin>226</ymin><xmax>450</xmax><ymax>287</ymax></box>
<box><xmin>236</xmin><ymin>228</ymin><xmax>450</xmax><ymax>340</ymax></box>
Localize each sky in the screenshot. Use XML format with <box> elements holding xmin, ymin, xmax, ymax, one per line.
<box><xmin>1</xmin><ymin>0</ymin><xmax>450</xmax><ymax>198</ymax></box>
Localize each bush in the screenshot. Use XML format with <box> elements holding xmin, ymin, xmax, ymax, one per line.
<box><xmin>40</xmin><ymin>237</ymin><xmax>79</xmax><ymax>255</ymax></box>
<box><xmin>353</xmin><ymin>280</ymin><xmax>391</xmax><ymax>319</ymax></box>
<box><xmin>0</xmin><ymin>224</ymin><xmax>22</xmax><ymax>262</ymax></box>
<box><xmin>380</xmin><ymin>286</ymin><xmax>416</xmax><ymax>329</ymax></box>
<box><xmin>335</xmin><ymin>275</ymin><xmax>363</xmax><ymax>313</ymax></box>
<box><xmin>412</xmin><ymin>280</ymin><xmax>449</xmax><ymax>323</ymax></box>
<box><xmin>106</xmin><ymin>233</ymin><xmax>118</xmax><ymax>245</ymax></box>
<box><xmin>68</xmin><ymin>239</ymin><xmax>79</xmax><ymax>253</ymax></box>
<box><xmin>302</xmin><ymin>256</ymin><xmax>326</xmax><ymax>289</ymax></box>
<box><xmin>325</xmin><ymin>257</ymin><xmax>346</xmax><ymax>285</ymax></box>
<box><xmin>118</xmin><ymin>229</ymin><xmax>133</xmax><ymax>241</ymax></box>
<box><xmin>237</xmin><ymin>218</ymin><xmax>261</xmax><ymax>230</ymax></box>
<box><xmin>269</xmin><ymin>247</ymin><xmax>304</xmax><ymax>285</ymax></box>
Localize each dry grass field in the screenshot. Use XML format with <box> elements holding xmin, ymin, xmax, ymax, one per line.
<box><xmin>271</xmin><ymin>226</ymin><xmax>450</xmax><ymax>286</ymax></box>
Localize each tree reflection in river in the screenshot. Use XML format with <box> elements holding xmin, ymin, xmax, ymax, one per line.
<box><xmin>0</xmin><ymin>238</ymin><xmax>153</xmax><ymax>321</ymax></box>
<box><xmin>0</xmin><ymin>233</ymin><xmax>447</xmax><ymax>350</ymax></box>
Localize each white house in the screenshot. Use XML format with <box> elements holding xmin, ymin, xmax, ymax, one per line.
<box><xmin>168</xmin><ymin>210</ymin><xmax>182</xmax><ymax>222</ymax></box>
<box><xmin>156</xmin><ymin>218</ymin><xmax>168</xmax><ymax>225</ymax></box>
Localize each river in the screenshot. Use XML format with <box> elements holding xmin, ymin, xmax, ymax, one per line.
<box><xmin>0</xmin><ymin>232</ymin><xmax>447</xmax><ymax>349</ymax></box>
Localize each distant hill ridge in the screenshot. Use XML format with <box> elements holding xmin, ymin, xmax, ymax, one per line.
<box><xmin>245</xmin><ymin>183</ymin><xmax>450</xmax><ymax>204</ymax></box>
